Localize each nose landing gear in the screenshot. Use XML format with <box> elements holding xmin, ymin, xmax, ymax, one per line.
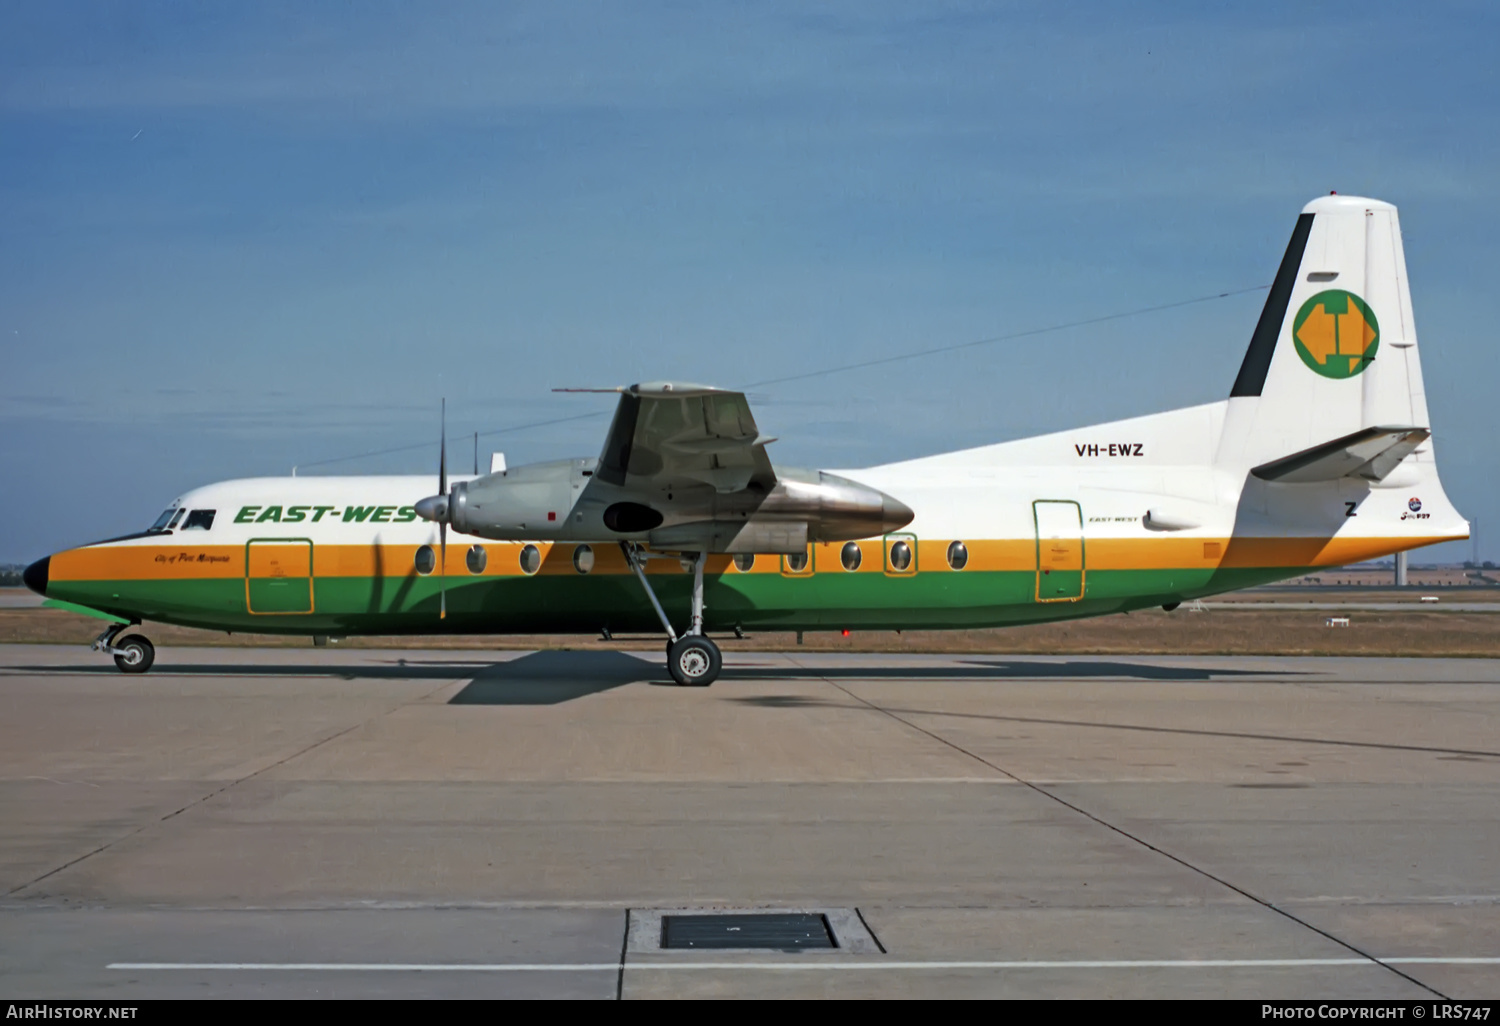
<box><xmin>93</xmin><ymin>623</ymin><xmax>155</xmax><ymax>674</ymax></box>
<box><xmin>622</xmin><ymin>543</ymin><xmax>722</xmax><ymax>687</ymax></box>
<box><xmin>112</xmin><ymin>635</ymin><xmax>156</xmax><ymax>674</ymax></box>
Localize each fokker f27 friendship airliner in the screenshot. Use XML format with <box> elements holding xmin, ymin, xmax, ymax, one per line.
<box><xmin>22</xmin><ymin>195</ymin><xmax>1469</xmax><ymax>685</ymax></box>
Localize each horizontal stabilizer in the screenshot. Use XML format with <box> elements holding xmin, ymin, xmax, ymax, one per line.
<box><xmin>1251</xmin><ymin>426</ymin><xmax>1429</xmax><ymax>483</ymax></box>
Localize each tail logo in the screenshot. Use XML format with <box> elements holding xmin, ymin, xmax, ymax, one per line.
<box><xmin>1292</xmin><ymin>289</ymin><xmax>1380</xmax><ymax>379</ymax></box>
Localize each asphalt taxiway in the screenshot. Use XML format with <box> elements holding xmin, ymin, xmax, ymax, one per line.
<box><xmin>2</xmin><ymin>645</ymin><xmax>1498</xmax><ymax>999</ymax></box>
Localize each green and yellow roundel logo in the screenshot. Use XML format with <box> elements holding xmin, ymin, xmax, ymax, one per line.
<box><xmin>1292</xmin><ymin>289</ymin><xmax>1379</xmax><ymax>379</ymax></box>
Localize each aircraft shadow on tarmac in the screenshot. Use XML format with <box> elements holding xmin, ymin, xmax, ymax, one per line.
<box><xmin>11</xmin><ymin>659</ymin><xmax>510</xmax><ymax>682</ymax></box>
<box><xmin>448</xmin><ymin>653</ymin><xmax>1305</xmax><ymax>704</ymax></box>
<box><xmin>7</xmin><ymin>653</ymin><xmax>1304</xmax><ymax>707</ymax></box>
<box><xmin>8</xmin><ymin>650</ymin><xmax>663</xmax><ymax>705</ymax></box>
<box><xmin>958</xmin><ymin>658</ymin><xmax>1306</xmax><ymax>680</ymax></box>
<box><xmin>447</xmin><ymin>650</ymin><xmax>660</xmax><ymax>705</ymax></box>
<box><xmin>711</xmin><ymin>658</ymin><xmax>1305</xmax><ymax>685</ymax></box>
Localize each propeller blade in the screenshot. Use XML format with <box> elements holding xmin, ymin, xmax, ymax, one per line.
<box><xmin>439</xmin><ymin>399</ymin><xmax>447</xmax><ymax>620</ymax></box>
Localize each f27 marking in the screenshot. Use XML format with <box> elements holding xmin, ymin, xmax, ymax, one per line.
<box><xmin>1075</xmin><ymin>443</ymin><xmax>1144</xmax><ymax>457</ymax></box>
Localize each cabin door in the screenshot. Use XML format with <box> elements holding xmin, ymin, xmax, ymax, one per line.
<box><xmin>1033</xmin><ymin>501</ymin><xmax>1084</xmax><ymax>602</ymax></box>
<box><xmin>246</xmin><ymin>539</ymin><xmax>315</xmax><ymax>614</ymax></box>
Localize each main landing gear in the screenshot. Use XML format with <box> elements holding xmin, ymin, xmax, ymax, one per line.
<box><xmin>94</xmin><ymin>622</ymin><xmax>155</xmax><ymax>674</ymax></box>
<box><xmin>621</xmin><ymin>543</ymin><xmax>722</xmax><ymax>687</ymax></box>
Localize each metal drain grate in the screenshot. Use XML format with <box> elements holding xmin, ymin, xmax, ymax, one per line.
<box><xmin>660</xmin><ymin>913</ymin><xmax>837</xmax><ymax>950</ymax></box>
<box><xmin>629</xmin><ymin>908</ymin><xmax>882</xmax><ymax>955</ymax></box>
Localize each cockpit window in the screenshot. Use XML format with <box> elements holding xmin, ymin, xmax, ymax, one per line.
<box><xmin>181</xmin><ymin>510</ymin><xmax>216</xmax><ymax>531</ymax></box>
<box><xmin>149</xmin><ymin>509</ymin><xmax>178</xmax><ymax>532</ymax></box>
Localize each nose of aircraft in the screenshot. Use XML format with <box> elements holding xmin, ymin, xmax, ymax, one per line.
<box><xmin>22</xmin><ymin>556</ymin><xmax>49</xmax><ymax>596</ymax></box>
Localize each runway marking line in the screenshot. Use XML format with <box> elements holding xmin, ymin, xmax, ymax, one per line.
<box><xmin>107</xmin><ymin>957</ymin><xmax>1500</xmax><ymax>972</ymax></box>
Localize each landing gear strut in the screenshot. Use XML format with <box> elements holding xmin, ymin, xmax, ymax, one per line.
<box><xmin>621</xmin><ymin>543</ymin><xmax>722</xmax><ymax>687</ymax></box>
<box><xmin>93</xmin><ymin>623</ymin><xmax>155</xmax><ymax>674</ymax></box>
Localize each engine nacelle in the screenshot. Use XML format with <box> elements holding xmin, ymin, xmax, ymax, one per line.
<box><xmin>447</xmin><ymin>459</ymin><xmax>577</xmax><ymax>536</ymax></box>
<box><xmin>416</xmin><ymin>458</ymin><xmax>913</xmax><ymax>552</ymax></box>
<box><xmin>755</xmin><ymin>469</ymin><xmax>913</xmax><ymax>543</ymax></box>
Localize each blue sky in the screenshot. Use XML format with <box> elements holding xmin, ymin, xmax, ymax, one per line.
<box><xmin>2</xmin><ymin>1</ymin><xmax>1496</xmax><ymax>563</ymax></box>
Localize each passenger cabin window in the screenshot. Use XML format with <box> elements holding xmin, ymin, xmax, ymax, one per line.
<box><xmin>181</xmin><ymin>510</ymin><xmax>216</xmax><ymax>531</ymax></box>
<box><xmin>946</xmin><ymin>541</ymin><xmax>969</xmax><ymax>570</ymax></box>
<box><xmin>888</xmin><ymin>540</ymin><xmax>913</xmax><ymax>573</ymax></box>
<box><xmin>840</xmin><ymin>542</ymin><xmax>862</xmax><ymax>572</ymax></box>
<box><xmin>572</xmin><ymin>545</ymin><xmax>594</xmax><ymax>574</ymax></box>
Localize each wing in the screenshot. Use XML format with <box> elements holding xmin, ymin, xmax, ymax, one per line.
<box><xmin>595</xmin><ymin>382</ymin><xmax>777</xmax><ymax>493</ymax></box>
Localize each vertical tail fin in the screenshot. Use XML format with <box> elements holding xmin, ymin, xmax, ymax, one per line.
<box><xmin>1217</xmin><ymin>195</ymin><xmax>1430</xmax><ymax>470</ymax></box>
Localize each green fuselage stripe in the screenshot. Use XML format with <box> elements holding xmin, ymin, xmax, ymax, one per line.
<box><xmin>47</xmin><ymin>565</ymin><xmax>1304</xmax><ymax>636</ymax></box>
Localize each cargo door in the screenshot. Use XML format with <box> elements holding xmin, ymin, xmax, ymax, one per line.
<box><xmin>246</xmin><ymin>539</ymin><xmax>314</xmax><ymax>614</ymax></box>
<box><xmin>1033</xmin><ymin>501</ymin><xmax>1084</xmax><ymax>602</ymax></box>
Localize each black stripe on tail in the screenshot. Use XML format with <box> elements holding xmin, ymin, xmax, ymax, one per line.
<box><xmin>1230</xmin><ymin>212</ymin><xmax>1315</xmax><ymax>398</ymax></box>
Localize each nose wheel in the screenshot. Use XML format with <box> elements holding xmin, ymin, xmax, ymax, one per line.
<box><xmin>112</xmin><ymin>635</ymin><xmax>156</xmax><ymax>674</ymax></box>
<box><xmin>92</xmin><ymin>623</ymin><xmax>155</xmax><ymax>674</ymax></box>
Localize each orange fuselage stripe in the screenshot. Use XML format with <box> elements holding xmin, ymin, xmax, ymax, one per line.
<box><xmin>47</xmin><ymin>534</ymin><xmax>1462</xmax><ymax>582</ymax></box>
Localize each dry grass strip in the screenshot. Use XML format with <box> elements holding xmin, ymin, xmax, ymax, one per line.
<box><xmin>3</xmin><ymin>607</ymin><xmax>1496</xmax><ymax>658</ymax></box>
